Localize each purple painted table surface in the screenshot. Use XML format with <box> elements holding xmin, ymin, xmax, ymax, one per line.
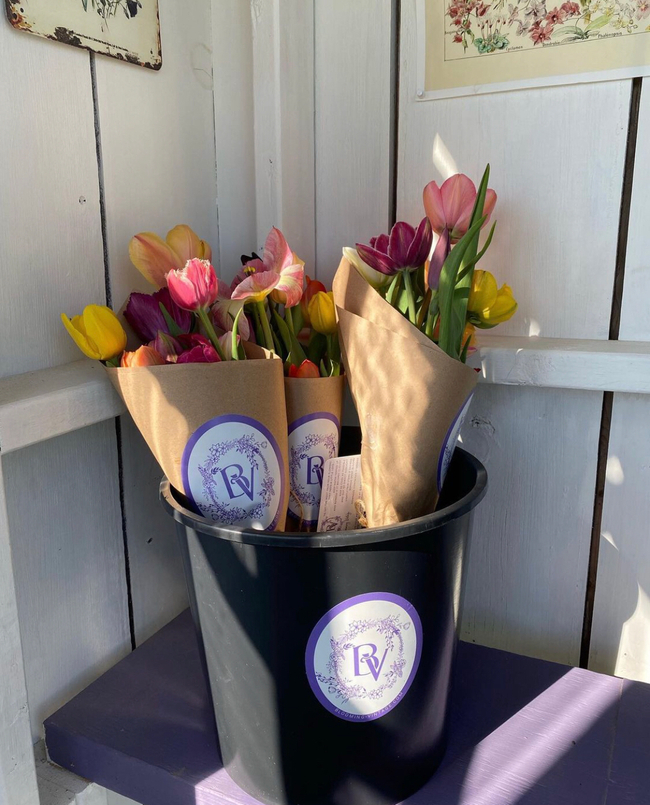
<box><xmin>45</xmin><ymin>610</ymin><xmax>650</xmax><ymax>805</ymax></box>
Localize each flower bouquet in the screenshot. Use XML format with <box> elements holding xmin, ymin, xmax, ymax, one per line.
<box><xmin>228</xmin><ymin>228</ymin><xmax>345</xmax><ymax>530</ymax></box>
<box><xmin>334</xmin><ymin>166</ymin><xmax>516</xmax><ymax>527</ymax></box>
<box><xmin>62</xmin><ymin>225</ymin><xmax>344</xmax><ymax>531</ymax></box>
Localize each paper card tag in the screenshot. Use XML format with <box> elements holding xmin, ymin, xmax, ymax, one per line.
<box><xmin>317</xmin><ymin>454</ymin><xmax>363</xmax><ymax>532</ymax></box>
<box><xmin>436</xmin><ymin>392</ymin><xmax>474</xmax><ymax>492</ymax></box>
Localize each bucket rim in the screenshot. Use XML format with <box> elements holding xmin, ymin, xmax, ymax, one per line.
<box><xmin>159</xmin><ymin>447</ymin><xmax>487</xmax><ymax>548</ymax></box>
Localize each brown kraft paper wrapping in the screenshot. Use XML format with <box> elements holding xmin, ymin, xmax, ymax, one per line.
<box><xmin>332</xmin><ymin>258</ymin><xmax>477</xmax><ymax>528</ymax></box>
<box><xmin>284</xmin><ymin>375</ymin><xmax>346</xmax><ymax>529</ymax></box>
<box><xmin>107</xmin><ymin>343</ymin><xmax>289</xmax><ymax>531</ymax></box>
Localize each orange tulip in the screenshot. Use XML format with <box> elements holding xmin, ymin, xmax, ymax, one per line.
<box><xmin>120</xmin><ymin>346</ymin><xmax>166</xmax><ymax>367</ymax></box>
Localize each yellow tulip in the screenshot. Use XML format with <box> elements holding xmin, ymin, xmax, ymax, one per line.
<box><xmin>308</xmin><ymin>291</ymin><xmax>337</xmax><ymax>335</ymax></box>
<box><xmin>467</xmin><ymin>269</ymin><xmax>498</xmax><ymax>317</ymax></box>
<box><xmin>468</xmin><ymin>269</ymin><xmax>517</xmax><ymax>329</ymax></box>
<box><xmin>61</xmin><ymin>305</ymin><xmax>127</xmax><ymax>361</ymax></box>
<box><xmin>129</xmin><ymin>224</ymin><xmax>212</xmax><ymax>288</ymax></box>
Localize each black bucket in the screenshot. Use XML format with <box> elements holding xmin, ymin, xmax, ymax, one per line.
<box><xmin>160</xmin><ymin>447</ymin><xmax>487</xmax><ymax>805</ymax></box>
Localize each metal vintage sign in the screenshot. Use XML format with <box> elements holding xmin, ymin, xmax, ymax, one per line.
<box><xmin>5</xmin><ymin>0</ymin><xmax>161</xmax><ymax>70</ymax></box>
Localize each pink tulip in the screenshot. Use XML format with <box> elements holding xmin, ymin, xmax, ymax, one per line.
<box><xmin>120</xmin><ymin>345</ymin><xmax>166</xmax><ymax>367</ymax></box>
<box><xmin>423</xmin><ymin>174</ymin><xmax>497</xmax><ymax>243</ymax></box>
<box><xmin>167</xmin><ymin>259</ymin><xmax>220</xmax><ymax>311</ymax></box>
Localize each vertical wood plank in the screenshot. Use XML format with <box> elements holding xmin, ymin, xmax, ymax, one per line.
<box><xmin>251</xmin><ymin>0</ymin><xmax>316</xmax><ymax>269</ymax></box>
<box><xmin>0</xmin><ymin>9</ymin><xmax>131</xmax><ymax>783</ymax></box>
<box><xmin>0</xmin><ymin>23</ymin><xmax>104</xmax><ymax>376</ymax></box>
<box><xmin>589</xmin><ymin>82</ymin><xmax>650</xmax><ymax>682</ymax></box>
<box><xmin>589</xmin><ymin>394</ymin><xmax>650</xmax><ymax>681</ymax></box>
<box><xmin>314</xmin><ymin>0</ymin><xmax>394</xmax><ymax>284</ymax></box>
<box><xmin>4</xmin><ymin>424</ymin><xmax>130</xmax><ymax>739</ymax></box>
<box><xmin>94</xmin><ymin>0</ymin><xmax>220</xmax><ymax>643</ymax></box>
<box><xmin>397</xmin><ymin>2</ymin><xmax>629</xmax><ymax>340</ymax></box>
<box><xmin>211</xmin><ymin>0</ymin><xmax>257</xmax><ymax>279</ymax></box>
<box><xmin>459</xmin><ymin>385</ymin><xmax>602</xmax><ymax>665</ymax></box>
<box><xmin>0</xmin><ymin>461</ymin><xmax>39</xmax><ymax>805</ymax></box>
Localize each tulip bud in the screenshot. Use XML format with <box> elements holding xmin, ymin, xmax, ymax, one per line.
<box><xmin>120</xmin><ymin>346</ymin><xmax>166</xmax><ymax>367</ymax></box>
<box><xmin>288</xmin><ymin>359</ymin><xmax>321</xmax><ymax>378</ymax></box>
<box><xmin>300</xmin><ymin>278</ymin><xmax>327</xmax><ymax>325</ymax></box>
<box><xmin>149</xmin><ymin>331</ymin><xmax>181</xmax><ymax>362</ymax></box>
<box><xmin>308</xmin><ymin>291</ymin><xmax>337</xmax><ymax>336</ymax></box>
<box><xmin>167</xmin><ymin>258</ymin><xmax>220</xmax><ymax>311</ymax></box>
<box><xmin>61</xmin><ymin>305</ymin><xmax>127</xmax><ymax>362</ymax></box>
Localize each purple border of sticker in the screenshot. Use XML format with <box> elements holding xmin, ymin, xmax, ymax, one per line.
<box><xmin>305</xmin><ymin>592</ymin><xmax>423</xmax><ymax>722</ymax></box>
<box><xmin>181</xmin><ymin>414</ymin><xmax>286</xmax><ymax>532</ymax></box>
<box><xmin>436</xmin><ymin>391</ymin><xmax>474</xmax><ymax>493</ymax></box>
<box><xmin>287</xmin><ymin>411</ymin><xmax>340</xmax><ymax>526</ymax></box>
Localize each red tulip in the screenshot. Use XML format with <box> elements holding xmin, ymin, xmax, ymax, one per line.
<box><xmin>167</xmin><ymin>259</ymin><xmax>220</xmax><ymax>311</ymax></box>
<box><xmin>288</xmin><ymin>359</ymin><xmax>320</xmax><ymax>378</ymax></box>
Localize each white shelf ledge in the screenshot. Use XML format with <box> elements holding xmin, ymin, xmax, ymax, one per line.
<box><xmin>0</xmin><ymin>338</ymin><xmax>648</xmax><ymax>454</ymax></box>
<box><xmin>473</xmin><ymin>336</ymin><xmax>650</xmax><ymax>394</ymax></box>
<box><xmin>0</xmin><ymin>360</ymin><xmax>124</xmax><ymax>455</ymax></box>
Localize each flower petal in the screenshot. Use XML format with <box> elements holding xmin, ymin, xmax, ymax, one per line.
<box><xmin>83</xmin><ymin>305</ymin><xmax>127</xmax><ymax>361</ymax></box>
<box><xmin>355</xmin><ymin>243</ymin><xmax>398</xmax><ymax>275</ymax></box>
<box><xmin>129</xmin><ymin>232</ymin><xmax>184</xmax><ymax>288</ymax></box>
<box><xmin>370</xmin><ymin>233</ymin><xmax>390</xmax><ymax>254</ymax></box>
<box><xmin>427</xmin><ymin>228</ymin><xmax>450</xmax><ymax>290</ymax></box>
<box><xmin>273</xmin><ymin>264</ymin><xmax>305</xmax><ymax>308</ymax></box>
<box><xmin>440</xmin><ymin>174</ymin><xmax>477</xmax><ymax>230</ymax></box>
<box><xmin>263</xmin><ymin>227</ymin><xmax>294</xmax><ymax>273</ymax></box>
<box><xmin>166</xmin><ymin>225</ymin><xmax>203</xmax><ymax>263</ymax></box>
<box><xmin>423</xmin><ymin>181</ymin><xmax>447</xmax><ymax>234</ymax></box>
<box><xmin>405</xmin><ymin>217</ymin><xmax>433</xmax><ymax>268</ymax></box>
<box><xmin>388</xmin><ymin>221</ymin><xmax>416</xmax><ymax>268</ymax></box>
<box><xmin>61</xmin><ymin>313</ymin><xmax>100</xmax><ymax>360</ymax></box>
<box><xmin>231</xmin><ymin>270</ymin><xmax>280</xmax><ymax>302</ymax></box>
<box><xmin>342</xmin><ymin>247</ymin><xmax>392</xmax><ymax>289</ymax></box>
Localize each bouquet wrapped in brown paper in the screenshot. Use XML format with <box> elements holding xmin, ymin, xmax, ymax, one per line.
<box><xmin>334</xmin><ymin>165</ymin><xmax>517</xmax><ymax>527</ymax></box>
<box><xmin>107</xmin><ymin>342</ymin><xmax>289</xmax><ymax>530</ymax></box>
<box><xmin>284</xmin><ymin>375</ymin><xmax>345</xmax><ymax>529</ymax></box>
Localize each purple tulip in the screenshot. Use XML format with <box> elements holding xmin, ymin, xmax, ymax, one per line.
<box><xmin>355</xmin><ymin>218</ymin><xmax>433</xmax><ymax>276</ymax></box>
<box><xmin>428</xmin><ymin>228</ymin><xmax>450</xmax><ymax>291</ymax></box>
<box><xmin>124</xmin><ymin>288</ymin><xmax>192</xmax><ymax>342</ymax></box>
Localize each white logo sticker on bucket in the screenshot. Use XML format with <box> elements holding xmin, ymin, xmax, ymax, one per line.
<box><xmin>181</xmin><ymin>415</ymin><xmax>285</xmax><ymax>530</ymax></box>
<box><xmin>305</xmin><ymin>593</ymin><xmax>422</xmax><ymax>722</ymax></box>
<box><xmin>288</xmin><ymin>413</ymin><xmax>340</xmax><ymax>526</ymax></box>
<box><xmin>437</xmin><ymin>392</ymin><xmax>474</xmax><ymax>492</ymax></box>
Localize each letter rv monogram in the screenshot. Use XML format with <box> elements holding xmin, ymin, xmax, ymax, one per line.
<box><xmin>352</xmin><ymin>643</ymin><xmax>389</xmax><ymax>681</ymax></box>
<box><xmin>306</xmin><ymin>454</ymin><xmax>324</xmax><ymax>486</ymax></box>
<box><xmin>220</xmin><ymin>463</ymin><xmax>255</xmax><ymax>501</ymax></box>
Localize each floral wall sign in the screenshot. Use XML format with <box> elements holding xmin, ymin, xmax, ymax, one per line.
<box><xmin>420</xmin><ymin>0</ymin><xmax>650</xmax><ymax>97</ymax></box>
<box><xmin>5</xmin><ymin>0</ymin><xmax>161</xmax><ymax>70</ymax></box>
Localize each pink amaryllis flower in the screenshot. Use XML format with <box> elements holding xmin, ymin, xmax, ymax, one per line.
<box><xmin>355</xmin><ymin>219</ymin><xmax>433</xmax><ymax>276</ymax></box>
<box><xmin>231</xmin><ymin>228</ymin><xmax>304</xmax><ymax>308</ymax></box>
<box><xmin>423</xmin><ymin>174</ymin><xmax>496</xmax><ymax>242</ymax></box>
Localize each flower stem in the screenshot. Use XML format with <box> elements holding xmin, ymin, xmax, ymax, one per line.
<box><xmin>402</xmin><ymin>270</ymin><xmax>417</xmax><ymax>325</ymax></box>
<box><xmin>256</xmin><ymin>301</ymin><xmax>275</xmax><ymax>354</ymax></box>
<box><xmin>387</xmin><ymin>272</ymin><xmax>402</xmax><ymax>308</ymax></box>
<box><xmin>105</xmin><ymin>356</ymin><xmax>120</xmax><ymax>367</ymax></box>
<box><xmin>425</xmin><ymin>292</ymin><xmax>439</xmax><ymax>340</ymax></box>
<box><xmin>197</xmin><ymin>307</ymin><xmax>227</xmax><ymax>361</ymax></box>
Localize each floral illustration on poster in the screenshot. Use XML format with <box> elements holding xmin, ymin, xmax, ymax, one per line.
<box><xmin>6</xmin><ymin>0</ymin><xmax>162</xmax><ymax>70</ymax></box>
<box><xmin>424</xmin><ymin>0</ymin><xmax>650</xmax><ymax>95</ymax></box>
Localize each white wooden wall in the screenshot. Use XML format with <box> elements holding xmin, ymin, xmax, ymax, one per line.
<box><xmin>1</xmin><ymin>1</ymin><xmax>649</xmax><ymax>803</ymax></box>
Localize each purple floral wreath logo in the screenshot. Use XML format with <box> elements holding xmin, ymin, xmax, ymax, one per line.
<box><xmin>306</xmin><ymin>593</ymin><xmax>423</xmax><ymax>722</ymax></box>
<box><xmin>288</xmin><ymin>413</ymin><xmax>340</xmax><ymax>525</ymax></box>
<box><xmin>182</xmin><ymin>415</ymin><xmax>285</xmax><ymax>530</ymax></box>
